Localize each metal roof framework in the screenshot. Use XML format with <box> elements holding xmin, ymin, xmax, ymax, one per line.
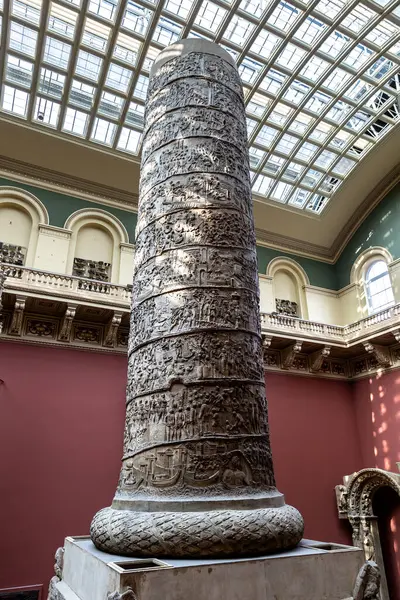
<box><xmin>0</xmin><ymin>0</ymin><xmax>399</xmax><ymax>214</ymax></box>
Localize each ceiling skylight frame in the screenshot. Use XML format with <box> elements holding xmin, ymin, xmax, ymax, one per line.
<box><xmin>0</xmin><ymin>0</ymin><xmax>398</xmax><ymax>214</ymax></box>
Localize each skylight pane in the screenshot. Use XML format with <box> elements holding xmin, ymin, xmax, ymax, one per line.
<box><xmin>34</xmin><ymin>96</ymin><xmax>60</xmax><ymax>127</ymax></box>
<box><xmin>91</xmin><ymin>117</ymin><xmax>116</xmax><ymax>145</ymax></box>
<box><xmin>246</xmin><ymin>93</ymin><xmax>270</xmax><ymax>117</ymax></box>
<box><xmin>252</xmin><ymin>174</ymin><xmax>273</xmax><ymax>195</ymax></box>
<box><xmin>255</xmin><ymin>125</ymin><xmax>278</xmax><ymax>148</ymax></box>
<box><xmin>314</xmin><ymin>149</ymin><xmax>337</xmax><ymax>169</ymax></box>
<box><xmin>125</xmin><ymin>101</ymin><xmax>145</xmax><ymax>127</ymax></box>
<box><xmin>69</xmin><ymin>79</ymin><xmax>96</xmax><ymax>110</ymax></box>
<box><xmin>63</xmin><ymin>107</ymin><xmax>89</xmax><ymax>136</ymax></box>
<box><xmin>48</xmin><ymin>3</ymin><xmax>76</xmax><ymax>39</ymax></box>
<box><xmin>259</xmin><ymin>69</ymin><xmax>287</xmax><ymax>95</ymax></box>
<box><xmin>98</xmin><ymin>91</ymin><xmax>124</xmax><ymax>119</ymax></box>
<box><xmin>342</xmin><ymin>4</ymin><xmax>375</xmax><ymax>34</ymax></box>
<box><xmin>88</xmin><ymin>0</ymin><xmax>118</xmax><ymax>22</ymax></box>
<box><xmin>2</xmin><ymin>84</ymin><xmax>29</xmax><ymax>116</ymax></box>
<box><xmin>153</xmin><ymin>17</ymin><xmax>182</xmax><ymax>45</ymax></box>
<box><xmin>82</xmin><ymin>18</ymin><xmax>111</xmax><ymax>53</ymax></box>
<box><xmin>276</xmin><ymin>133</ymin><xmax>299</xmax><ymax>155</ymax></box>
<box><xmin>319</xmin><ymin>31</ymin><xmax>348</xmax><ymax>58</ymax></box>
<box><xmin>288</xmin><ymin>189</ymin><xmax>309</xmax><ymax>208</ymax></box>
<box><xmin>315</xmin><ymin>0</ymin><xmax>346</xmax><ymax>20</ymax></box>
<box><xmin>117</xmin><ymin>127</ymin><xmax>141</xmax><ymax>153</ymax></box>
<box><xmin>123</xmin><ymin>2</ymin><xmax>152</xmax><ymax>36</ymax></box>
<box><xmin>293</xmin><ymin>16</ymin><xmax>326</xmax><ymax>45</ymax></box>
<box><xmin>5</xmin><ymin>54</ymin><xmax>34</xmax><ymax>88</ymax></box>
<box><xmin>194</xmin><ymin>1</ymin><xmax>227</xmax><ymax>33</ymax></box>
<box><xmin>165</xmin><ymin>0</ymin><xmax>191</xmax><ymax>19</ymax></box>
<box><xmin>44</xmin><ymin>37</ymin><xmax>71</xmax><ymax>69</ymax></box>
<box><xmin>133</xmin><ymin>74</ymin><xmax>149</xmax><ymax>100</ymax></box>
<box><xmin>114</xmin><ymin>33</ymin><xmax>140</xmax><ymax>66</ymax></box>
<box><xmin>239</xmin><ymin>58</ymin><xmax>263</xmax><ymax>84</ymax></box>
<box><xmin>239</xmin><ymin>0</ymin><xmax>265</xmax><ymax>19</ymax></box>
<box><xmin>332</xmin><ymin>157</ymin><xmax>356</xmax><ymax>176</ymax></box>
<box><xmin>269</xmin><ymin>2</ymin><xmax>299</xmax><ymax>33</ymax></box>
<box><xmin>11</xmin><ymin>0</ymin><xmax>41</xmax><ymax>25</ymax></box>
<box><xmin>300</xmin><ymin>56</ymin><xmax>329</xmax><ymax>82</ymax></box>
<box><xmin>271</xmin><ymin>181</ymin><xmax>293</xmax><ymax>202</ymax></box>
<box><xmin>39</xmin><ymin>68</ymin><xmax>65</xmax><ymax>98</ymax></box>
<box><xmin>250</xmin><ymin>30</ymin><xmax>279</xmax><ymax>58</ymax></box>
<box><xmin>106</xmin><ymin>63</ymin><xmax>132</xmax><ymax>91</ymax></box>
<box><xmin>224</xmin><ymin>16</ymin><xmax>254</xmax><ymax>47</ymax></box>
<box><xmin>9</xmin><ymin>22</ymin><xmax>37</xmax><ymax>57</ymax></box>
<box><xmin>76</xmin><ymin>50</ymin><xmax>103</xmax><ymax>82</ymax></box>
<box><xmin>276</xmin><ymin>44</ymin><xmax>306</xmax><ymax>70</ymax></box>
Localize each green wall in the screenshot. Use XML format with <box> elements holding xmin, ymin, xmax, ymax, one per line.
<box><xmin>2</xmin><ymin>176</ymin><xmax>400</xmax><ymax>291</ymax></box>
<box><xmin>335</xmin><ymin>182</ymin><xmax>400</xmax><ymax>289</ymax></box>
<box><xmin>256</xmin><ymin>246</ymin><xmax>338</xmax><ymax>290</ymax></box>
<box><xmin>0</xmin><ymin>177</ymin><xmax>138</xmax><ymax>243</ymax></box>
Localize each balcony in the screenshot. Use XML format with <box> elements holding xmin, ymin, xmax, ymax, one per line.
<box><xmin>1</xmin><ymin>264</ymin><xmax>400</xmax><ymax>379</ymax></box>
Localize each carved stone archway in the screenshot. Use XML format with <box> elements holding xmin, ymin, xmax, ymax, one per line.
<box><xmin>336</xmin><ymin>468</ymin><xmax>400</xmax><ymax>600</ymax></box>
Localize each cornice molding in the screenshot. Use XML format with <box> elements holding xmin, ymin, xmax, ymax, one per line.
<box><xmin>1</xmin><ymin>153</ymin><xmax>399</xmax><ymax>265</ymax></box>
<box><xmin>330</xmin><ymin>165</ymin><xmax>400</xmax><ymax>262</ymax></box>
<box><xmin>0</xmin><ymin>154</ymin><xmax>139</xmax><ymax>214</ymax></box>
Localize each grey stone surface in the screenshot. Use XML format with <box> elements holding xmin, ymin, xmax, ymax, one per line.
<box><xmin>90</xmin><ymin>38</ymin><xmax>303</xmax><ymax>557</ymax></box>
<box><xmin>49</xmin><ymin>536</ymin><xmax>367</xmax><ymax>600</ymax></box>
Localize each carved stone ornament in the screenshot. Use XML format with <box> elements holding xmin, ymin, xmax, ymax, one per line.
<box><xmin>336</xmin><ymin>468</ymin><xmax>400</xmax><ymax>600</ymax></box>
<box><xmin>352</xmin><ymin>561</ymin><xmax>380</xmax><ymax>600</ymax></box>
<box><xmin>275</xmin><ymin>298</ymin><xmax>298</xmax><ymax>317</ymax></box>
<box><xmin>47</xmin><ymin>546</ymin><xmax>65</xmax><ymax>600</ymax></box>
<box><xmin>90</xmin><ymin>39</ymin><xmax>303</xmax><ymax>558</ymax></box>
<box><xmin>107</xmin><ymin>588</ymin><xmax>137</xmax><ymax>600</ymax></box>
<box><xmin>362</xmin><ymin>342</ymin><xmax>391</xmax><ymax>368</ymax></box>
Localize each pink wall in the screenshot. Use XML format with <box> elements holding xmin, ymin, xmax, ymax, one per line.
<box><xmin>266</xmin><ymin>373</ymin><xmax>362</xmax><ymax>545</ymax></box>
<box><xmin>353</xmin><ymin>370</ymin><xmax>400</xmax><ymax>471</ymax></box>
<box><xmin>0</xmin><ymin>342</ymin><xmax>364</xmax><ymax>591</ymax></box>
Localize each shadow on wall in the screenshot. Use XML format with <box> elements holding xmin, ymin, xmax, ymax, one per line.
<box><xmin>353</xmin><ymin>370</ymin><xmax>400</xmax><ymax>472</ymax></box>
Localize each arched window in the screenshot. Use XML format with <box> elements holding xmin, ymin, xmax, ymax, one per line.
<box><xmin>365</xmin><ymin>260</ymin><xmax>394</xmax><ymax>314</ymax></box>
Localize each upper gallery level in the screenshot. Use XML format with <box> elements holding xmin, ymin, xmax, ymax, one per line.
<box><xmin>1</xmin><ymin>175</ymin><xmax>400</xmax><ymax>380</ymax></box>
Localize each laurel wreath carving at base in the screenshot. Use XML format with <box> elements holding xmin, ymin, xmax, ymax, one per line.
<box><xmin>90</xmin><ymin>504</ymin><xmax>304</xmax><ymax>558</ymax></box>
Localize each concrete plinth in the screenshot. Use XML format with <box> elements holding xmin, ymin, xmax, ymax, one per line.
<box><xmin>50</xmin><ymin>536</ymin><xmax>364</xmax><ymax>600</ymax></box>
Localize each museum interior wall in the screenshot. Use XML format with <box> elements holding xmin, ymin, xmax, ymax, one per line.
<box><xmin>2</xmin><ymin>176</ymin><xmax>400</xmax><ymax>592</ymax></box>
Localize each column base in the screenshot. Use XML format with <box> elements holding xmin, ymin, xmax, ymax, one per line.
<box><xmin>49</xmin><ymin>535</ymin><xmax>365</xmax><ymax>600</ymax></box>
<box><xmin>90</xmin><ymin>503</ymin><xmax>304</xmax><ymax>557</ymax></box>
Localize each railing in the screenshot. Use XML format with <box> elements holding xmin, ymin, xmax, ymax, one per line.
<box><xmin>262</xmin><ymin>303</ymin><xmax>400</xmax><ymax>346</ymax></box>
<box><xmin>2</xmin><ymin>264</ymin><xmax>132</xmax><ymax>306</ymax></box>
<box><xmin>3</xmin><ymin>263</ymin><xmax>400</xmax><ymax>346</ymax></box>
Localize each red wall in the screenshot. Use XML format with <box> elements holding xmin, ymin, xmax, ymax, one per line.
<box><xmin>267</xmin><ymin>373</ymin><xmax>361</xmax><ymax>544</ymax></box>
<box><xmin>0</xmin><ymin>342</ymin><xmax>126</xmax><ymax>591</ymax></box>
<box><xmin>353</xmin><ymin>370</ymin><xmax>400</xmax><ymax>471</ymax></box>
<box><xmin>0</xmin><ymin>342</ymin><xmax>364</xmax><ymax>591</ymax></box>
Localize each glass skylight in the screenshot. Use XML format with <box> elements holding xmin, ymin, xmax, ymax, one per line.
<box><xmin>0</xmin><ymin>0</ymin><xmax>398</xmax><ymax>214</ymax></box>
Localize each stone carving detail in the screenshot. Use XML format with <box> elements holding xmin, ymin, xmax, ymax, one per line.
<box><xmin>336</xmin><ymin>468</ymin><xmax>400</xmax><ymax>600</ymax></box>
<box><xmin>90</xmin><ymin>39</ymin><xmax>303</xmax><ymax>558</ymax></box>
<box><xmin>310</xmin><ymin>346</ymin><xmax>331</xmax><ymax>373</ymax></box>
<box><xmin>0</xmin><ymin>263</ymin><xmax>9</xmax><ymax>333</ymax></box>
<box><xmin>104</xmin><ymin>311</ymin><xmax>123</xmax><ymax>347</ymax></box>
<box><xmin>352</xmin><ymin>561</ymin><xmax>380</xmax><ymax>600</ymax></box>
<box><xmin>58</xmin><ymin>304</ymin><xmax>77</xmax><ymax>342</ymax></box>
<box><xmin>74</xmin><ymin>326</ymin><xmax>100</xmax><ymax>343</ymax></box>
<box><xmin>47</xmin><ymin>547</ymin><xmax>64</xmax><ymax>600</ymax></box>
<box><xmin>73</xmin><ymin>257</ymin><xmax>110</xmax><ymax>282</ymax></box>
<box><xmin>108</xmin><ymin>588</ymin><xmax>137</xmax><ymax>600</ymax></box>
<box><xmin>0</xmin><ymin>241</ymin><xmax>26</xmax><ymax>265</ymax></box>
<box><xmin>281</xmin><ymin>341</ymin><xmax>302</xmax><ymax>370</ymax></box>
<box><xmin>9</xmin><ymin>296</ymin><xmax>26</xmax><ymax>336</ymax></box>
<box><xmin>275</xmin><ymin>299</ymin><xmax>297</xmax><ymax>317</ymax></box>
<box><xmin>363</xmin><ymin>342</ymin><xmax>391</xmax><ymax>368</ymax></box>
<box><xmin>26</xmin><ymin>319</ymin><xmax>55</xmax><ymax>337</ymax></box>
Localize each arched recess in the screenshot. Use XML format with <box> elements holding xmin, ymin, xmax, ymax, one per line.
<box><xmin>350</xmin><ymin>247</ymin><xmax>394</xmax><ymax>316</ymax></box>
<box><xmin>336</xmin><ymin>468</ymin><xmax>400</xmax><ymax>600</ymax></box>
<box><xmin>267</xmin><ymin>257</ymin><xmax>309</xmax><ymax>319</ymax></box>
<box><xmin>0</xmin><ymin>187</ymin><xmax>49</xmax><ymax>267</ymax></box>
<box><xmin>65</xmin><ymin>209</ymin><xmax>129</xmax><ymax>284</ymax></box>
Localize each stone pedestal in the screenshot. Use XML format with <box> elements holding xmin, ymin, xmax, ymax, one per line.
<box><xmin>49</xmin><ymin>536</ymin><xmax>366</xmax><ymax>600</ymax></box>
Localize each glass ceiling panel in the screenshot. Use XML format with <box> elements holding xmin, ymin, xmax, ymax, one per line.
<box><xmin>0</xmin><ymin>0</ymin><xmax>398</xmax><ymax>215</ymax></box>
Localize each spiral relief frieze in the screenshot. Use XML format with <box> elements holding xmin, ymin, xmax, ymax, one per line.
<box><xmin>90</xmin><ymin>39</ymin><xmax>303</xmax><ymax>558</ymax></box>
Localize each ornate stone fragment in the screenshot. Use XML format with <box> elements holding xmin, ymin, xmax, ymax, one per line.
<box><xmin>90</xmin><ymin>39</ymin><xmax>303</xmax><ymax>558</ymax></box>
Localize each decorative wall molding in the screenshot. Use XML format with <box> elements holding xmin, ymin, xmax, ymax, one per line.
<box><xmin>2</xmin><ymin>266</ymin><xmax>400</xmax><ymax>380</ymax></box>
<box><xmin>38</xmin><ymin>224</ymin><xmax>72</xmax><ymax>239</ymax></box>
<box><xmin>335</xmin><ymin>468</ymin><xmax>400</xmax><ymax>600</ymax></box>
<box><xmin>0</xmin><ymin>155</ymin><xmax>139</xmax><ymax>213</ymax></box>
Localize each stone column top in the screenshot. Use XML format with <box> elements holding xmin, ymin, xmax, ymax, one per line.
<box><xmin>150</xmin><ymin>38</ymin><xmax>236</xmax><ymax>77</ymax></box>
